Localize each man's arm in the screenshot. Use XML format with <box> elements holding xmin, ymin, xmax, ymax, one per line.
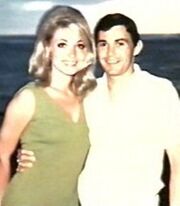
<box><xmin>167</xmin><ymin>145</ymin><xmax>180</xmax><ymax>206</ymax></box>
<box><xmin>17</xmin><ymin>150</ymin><xmax>36</xmax><ymax>172</ymax></box>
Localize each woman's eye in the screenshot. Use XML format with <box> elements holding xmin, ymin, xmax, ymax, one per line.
<box><xmin>57</xmin><ymin>42</ymin><xmax>66</xmax><ymax>48</ymax></box>
<box><xmin>117</xmin><ymin>41</ymin><xmax>125</xmax><ymax>46</ymax></box>
<box><xmin>78</xmin><ymin>43</ymin><xmax>85</xmax><ymax>49</ymax></box>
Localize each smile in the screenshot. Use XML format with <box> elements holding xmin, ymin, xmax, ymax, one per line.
<box><xmin>106</xmin><ymin>60</ymin><xmax>120</xmax><ymax>64</ymax></box>
<box><xmin>63</xmin><ymin>61</ymin><xmax>77</xmax><ymax>66</ymax></box>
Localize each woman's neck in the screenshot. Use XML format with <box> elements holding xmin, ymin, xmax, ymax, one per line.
<box><xmin>50</xmin><ymin>66</ymin><xmax>73</xmax><ymax>93</ymax></box>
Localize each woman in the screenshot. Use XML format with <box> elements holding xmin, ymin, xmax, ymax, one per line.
<box><xmin>0</xmin><ymin>5</ymin><xmax>96</xmax><ymax>206</ymax></box>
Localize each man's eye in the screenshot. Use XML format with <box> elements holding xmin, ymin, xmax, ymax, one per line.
<box><xmin>57</xmin><ymin>42</ymin><xmax>66</xmax><ymax>48</ymax></box>
<box><xmin>78</xmin><ymin>43</ymin><xmax>85</xmax><ymax>49</ymax></box>
<box><xmin>98</xmin><ymin>42</ymin><xmax>106</xmax><ymax>47</ymax></box>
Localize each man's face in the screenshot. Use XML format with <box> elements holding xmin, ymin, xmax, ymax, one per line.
<box><xmin>96</xmin><ymin>25</ymin><xmax>135</xmax><ymax>77</ymax></box>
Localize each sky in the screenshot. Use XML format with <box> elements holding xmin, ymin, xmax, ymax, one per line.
<box><xmin>0</xmin><ymin>0</ymin><xmax>180</xmax><ymax>35</ymax></box>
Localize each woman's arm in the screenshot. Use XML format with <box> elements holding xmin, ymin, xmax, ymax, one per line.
<box><xmin>0</xmin><ymin>89</ymin><xmax>35</xmax><ymax>200</ymax></box>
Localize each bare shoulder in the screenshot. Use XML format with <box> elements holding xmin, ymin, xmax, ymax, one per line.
<box><xmin>14</xmin><ymin>88</ymin><xmax>35</xmax><ymax>104</ymax></box>
<box><xmin>0</xmin><ymin>88</ymin><xmax>36</xmax><ymax>153</ymax></box>
<box><xmin>4</xmin><ymin>88</ymin><xmax>36</xmax><ymax>124</ymax></box>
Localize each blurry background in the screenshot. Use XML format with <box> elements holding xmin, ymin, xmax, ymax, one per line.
<box><xmin>0</xmin><ymin>1</ymin><xmax>180</xmax><ymax>205</ymax></box>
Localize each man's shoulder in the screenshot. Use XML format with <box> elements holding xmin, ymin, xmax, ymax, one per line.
<box><xmin>139</xmin><ymin>68</ymin><xmax>174</xmax><ymax>91</ymax></box>
<box><xmin>134</xmin><ymin>64</ymin><xmax>178</xmax><ymax>99</ymax></box>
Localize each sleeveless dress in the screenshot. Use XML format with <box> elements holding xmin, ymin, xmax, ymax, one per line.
<box><xmin>2</xmin><ymin>84</ymin><xmax>90</xmax><ymax>206</ymax></box>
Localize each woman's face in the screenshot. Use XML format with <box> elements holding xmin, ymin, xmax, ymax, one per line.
<box><xmin>48</xmin><ymin>23</ymin><xmax>92</xmax><ymax>76</ymax></box>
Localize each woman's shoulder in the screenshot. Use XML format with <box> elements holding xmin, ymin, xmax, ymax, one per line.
<box><xmin>9</xmin><ymin>82</ymin><xmax>38</xmax><ymax>110</ymax></box>
<box><xmin>13</xmin><ymin>84</ymin><xmax>36</xmax><ymax>106</ymax></box>
<box><xmin>4</xmin><ymin>84</ymin><xmax>36</xmax><ymax>122</ymax></box>
<box><xmin>14</xmin><ymin>81</ymin><xmax>44</xmax><ymax>100</ymax></box>
<box><xmin>16</xmin><ymin>81</ymin><xmax>37</xmax><ymax>94</ymax></box>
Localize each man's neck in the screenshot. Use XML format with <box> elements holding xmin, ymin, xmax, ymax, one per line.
<box><xmin>107</xmin><ymin>69</ymin><xmax>135</xmax><ymax>92</ymax></box>
<box><xmin>103</xmin><ymin>67</ymin><xmax>135</xmax><ymax>102</ymax></box>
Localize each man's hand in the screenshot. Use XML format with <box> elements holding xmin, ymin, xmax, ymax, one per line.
<box><xmin>16</xmin><ymin>150</ymin><xmax>36</xmax><ymax>172</ymax></box>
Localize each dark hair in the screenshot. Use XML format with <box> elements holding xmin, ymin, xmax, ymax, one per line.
<box><xmin>28</xmin><ymin>5</ymin><xmax>96</xmax><ymax>97</ymax></box>
<box><xmin>94</xmin><ymin>13</ymin><xmax>140</xmax><ymax>46</ymax></box>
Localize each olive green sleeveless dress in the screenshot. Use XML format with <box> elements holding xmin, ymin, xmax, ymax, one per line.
<box><xmin>2</xmin><ymin>84</ymin><xmax>90</xmax><ymax>206</ymax></box>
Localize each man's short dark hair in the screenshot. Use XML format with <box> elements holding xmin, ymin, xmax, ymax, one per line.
<box><xmin>94</xmin><ymin>13</ymin><xmax>140</xmax><ymax>46</ymax></box>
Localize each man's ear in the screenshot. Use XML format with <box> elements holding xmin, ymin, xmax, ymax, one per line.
<box><xmin>133</xmin><ymin>40</ymin><xmax>143</xmax><ymax>56</ymax></box>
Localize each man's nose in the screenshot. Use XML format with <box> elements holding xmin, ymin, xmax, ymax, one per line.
<box><xmin>107</xmin><ymin>45</ymin><xmax>115</xmax><ymax>56</ymax></box>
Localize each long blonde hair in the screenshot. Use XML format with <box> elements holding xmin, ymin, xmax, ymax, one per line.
<box><xmin>29</xmin><ymin>5</ymin><xmax>96</xmax><ymax>96</ymax></box>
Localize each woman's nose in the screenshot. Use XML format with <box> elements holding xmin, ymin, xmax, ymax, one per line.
<box><xmin>67</xmin><ymin>47</ymin><xmax>76</xmax><ymax>59</ymax></box>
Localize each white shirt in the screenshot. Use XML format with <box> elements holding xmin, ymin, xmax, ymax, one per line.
<box><xmin>78</xmin><ymin>64</ymin><xmax>180</xmax><ymax>206</ymax></box>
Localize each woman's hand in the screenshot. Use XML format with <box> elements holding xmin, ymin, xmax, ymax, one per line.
<box><xmin>16</xmin><ymin>150</ymin><xmax>36</xmax><ymax>172</ymax></box>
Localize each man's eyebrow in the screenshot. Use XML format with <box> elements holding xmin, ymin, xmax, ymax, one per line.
<box><xmin>97</xmin><ymin>38</ymin><xmax>129</xmax><ymax>43</ymax></box>
<box><xmin>97</xmin><ymin>39</ymin><xmax>106</xmax><ymax>43</ymax></box>
<box><xmin>115</xmin><ymin>38</ymin><xmax>129</xmax><ymax>43</ymax></box>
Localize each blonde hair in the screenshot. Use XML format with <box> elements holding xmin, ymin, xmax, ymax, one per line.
<box><xmin>29</xmin><ymin>5</ymin><xmax>96</xmax><ymax>96</ymax></box>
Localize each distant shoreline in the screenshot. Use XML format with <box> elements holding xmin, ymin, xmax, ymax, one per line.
<box><xmin>0</xmin><ymin>33</ymin><xmax>180</xmax><ymax>39</ymax></box>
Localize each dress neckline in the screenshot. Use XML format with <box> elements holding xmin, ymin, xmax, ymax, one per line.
<box><xmin>38</xmin><ymin>86</ymin><xmax>85</xmax><ymax>124</ymax></box>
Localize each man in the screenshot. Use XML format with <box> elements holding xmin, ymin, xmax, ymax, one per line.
<box><xmin>18</xmin><ymin>13</ymin><xmax>180</xmax><ymax>206</ymax></box>
<box><xmin>78</xmin><ymin>13</ymin><xmax>180</xmax><ymax>206</ymax></box>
